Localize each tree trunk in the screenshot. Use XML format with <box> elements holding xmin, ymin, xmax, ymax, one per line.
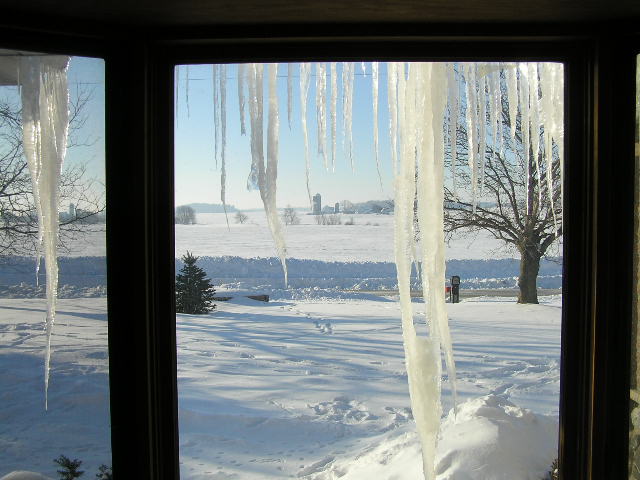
<box><xmin>518</xmin><ymin>247</ymin><xmax>541</xmax><ymax>304</ymax></box>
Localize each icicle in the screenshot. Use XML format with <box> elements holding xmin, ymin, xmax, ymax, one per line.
<box><xmin>540</xmin><ymin>63</ymin><xmax>555</xmax><ymax>225</ymax></box>
<box><xmin>238</xmin><ymin>64</ymin><xmax>246</xmax><ymax>136</ymax></box>
<box><xmin>246</xmin><ymin>63</ymin><xmax>288</xmax><ymax>285</ymax></box>
<box><xmin>396</xmin><ymin>62</ymin><xmax>458</xmax><ymax>480</ymax></box>
<box><xmin>387</xmin><ymin>62</ymin><xmax>399</xmax><ymax>174</ymax></box>
<box><xmin>519</xmin><ymin>64</ymin><xmax>531</xmax><ymax>213</ymax></box>
<box><xmin>464</xmin><ymin>64</ymin><xmax>478</xmax><ymax>211</ymax></box>
<box><xmin>175</xmin><ymin>66</ymin><xmax>180</xmax><ymax>125</ymax></box>
<box><xmin>529</xmin><ymin>63</ymin><xmax>542</xmax><ymax>208</ymax></box>
<box><xmin>246</xmin><ymin>64</ymin><xmax>261</xmax><ymax>191</ymax></box>
<box><xmin>20</xmin><ymin>56</ymin><xmax>70</xmax><ymax>410</ymax></box>
<box><xmin>342</xmin><ymin>62</ymin><xmax>354</xmax><ymax>170</ymax></box>
<box><xmin>212</xmin><ymin>65</ymin><xmax>220</xmax><ymax>167</ymax></box>
<box><xmin>219</xmin><ymin>65</ymin><xmax>230</xmax><ymax>230</ymax></box>
<box><xmin>372</xmin><ymin>62</ymin><xmax>382</xmax><ymax>188</ymax></box>
<box><xmin>287</xmin><ymin>63</ymin><xmax>293</xmax><ymax>130</ymax></box>
<box><xmin>554</xmin><ymin>64</ymin><xmax>565</xmax><ymax>230</ymax></box>
<box><xmin>361</xmin><ymin>61</ymin><xmax>366</xmax><ymax>74</ymax></box>
<box><xmin>299</xmin><ymin>63</ymin><xmax>312</xmax><ymax>204</ymax></box>
<box><xmin>478</xmin><ymin>74</ymin><xmax>487</xmax><ymax>197</ymax></box>
<box><xmin>447</xmin><ymin>63</ymin><xmax>459</xmax><ymax>198</ymax></box>
<box><xmin>264</xmin><ymin>64</ymin><xmax>288</xmax><ymax>286</ymax></box>
<box><xmin>489</xmin><ymin>70</ymin><xmax>499</xmax><ymax>162</ymax></box>
<box><xmin>394</xmin><ymin>62</ymin><xmax>440</xmax><ymax>480</ymax></box>
<box><xmin>426</xmin><ymin>64</ymin><xmax>458</xmax><ymax>420</ymax></box>
<box><xmin>186</xmin><ymin>65</ymin><xmax>191</xmax><ymax>118</ymax></box>
<box><xmin>330</xmin><ymin>62</ymin><xmax>337</xmax><ymax>172</ymax></box>
<box><xmin>505</xmin><ymin>63</ymin><xmax>518</xmax><ymax>141</ymax></box>
<box><xmin>494</xmin><ymin>66</ymin><xmax>504</xmax><ymax>159</ymax></box>
<box><xmin>316</xmin><ymin>63</ymin><xmax>328</xmax><ymax>169</ymax></box>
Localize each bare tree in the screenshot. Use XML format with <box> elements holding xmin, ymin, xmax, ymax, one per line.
<box><xmin>282</xmin><ymin>205</ymin><xmax>300</xmax><ymax>225</ymax></box>
<box><xmin>234</xmin><ymin>211</ymin><xmax>248</xmax><ymax>224</ymax></box>
<box><xmin>175</xmin><ymin>205</ymin><xmax>196</xmax><ymax>225</ymax></box>
<box><xmin>0</xmin><ymin>87</ymin><xmax>105</xmax><ymax>256</ymax></box>
<box><xmin>442</xmin><ymin>76</ymin><xmax>562</xmax><ymax>304</ymax></box>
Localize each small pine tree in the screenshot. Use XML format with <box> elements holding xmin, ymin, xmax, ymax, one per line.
<box><xmin>96</xmin><ymin>464</ymin><xmax>112</xmax><ymax>480</ymax></box>
<box><xmin>54</xmin><ymin>455</ymin><xmax>84</xmax><ymax>480</ymax></box>
<box><xmin>175</xmin><ymin>251</ymin><xmax>216</xmax><ymax>314</ymax></box>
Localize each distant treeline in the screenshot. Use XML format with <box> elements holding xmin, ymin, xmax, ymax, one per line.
<box><xmin>185</xmin><ymin>203</ymin><xmax>238</xmax><ymax>213</ymax></box>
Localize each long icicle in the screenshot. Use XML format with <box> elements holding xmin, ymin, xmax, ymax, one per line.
<box><xmin>299</xmin><ymin>63</ymin><xmax>312</xmax><ymax>205</ymax></box>
<box><xmin>519</xmin><ymin>64</ymin><xmax>531</xmax><ymax>214</ymax></box>
<box><xmin>219</xmin><ymin>65</ymin><xmax>230</xmax><ymax>230</ymax></box>
<box><xmin>388</xmin><ymin>62</ymin><xmax>399</xmax><ymax>174</ymax></box>
<box><xmin>175</xmin><ymin>66</ymin><xmax>180</xmax><ymax>126</ymax></box>
<box><xmin>529</xmin><ymin>63</ymin><xmax>542</xmax><ymax>208</ymax></box>
<box><xmin>394</xmin><ymin>62</ymin><xmax>433</xmax><ymax>480</ymax></box>
<box><xmin>330</xmin><ymin>62</ymin><xmax>337</xmax><ymax>172</ymax></box>
<box><xmin>316</xmin><ymin>63</ymin><xmax>328</xmax><ymax>169</ymax></box>
<box><xmin>343</xmin><ymin>62</ymin><xmax>355</xmax><ymax>170</ymax></box>
<box><xmin>238</xmin><ymin>64</ymin><xmax>246</xmax><ymax>135</ymax></box>
<box><xmin>464</xmin><ymin>63</ymin><xmax>478</xmax><ymax>211</ymax></box>
<box><xmin>186</xmin><ymin>65</ymin><xmax>191</xmax><ymax>118</ymax></box>
<box><xmin>478</xmin><ymin>74</ymin><xmax>487</xmax><ymax>197</ymax></box>
<box><xmin>506</xmin><ymin>63</ymin><xmax>518</xmax><ymax>141</ymax></box>
<box><xmin>372</xmin><ymin>62</ymin><xmax>382</xmax><ymax>188</ymax></box>
<box><xmin>264</xmin><ymin>64</ymin><xmax>288</xmax><ymax>286</ymax></box>
<box><xmin>212</xmin><ymin>64</ymin><xmax>220</xmax><ymax>167</ymax></box>
<box><xmin>20</xmin><ymin>56</ymin><xmax>70</xmax><ymax>410</ymax></box>
<box><xmin>287</xmin><ymin>63</ymin><xmax>293</xmax><ymax>130</ymax></box>
<box><xmin>428</xmin><ymin>63</ymin><xmax>458</xmax><ymax>418</ymax></box>
<box><xmin>447</xmin><ymin>63</ymin><xmax>459</xmax><ymax>198</ymax></box>
<box><xmin>540</xmin><ymin>63</ymin><xmax>556</xmax><ymax>228</ymax></box>
<box><xmin>554</xmin><ymin>64</ymin><xmax>565</xmax><ymax>231</ymax></box>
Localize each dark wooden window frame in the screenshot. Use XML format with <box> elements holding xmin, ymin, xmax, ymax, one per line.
<box><xmin>0</xmin><ymin>20</ymin><xmax>636</xmax><ymax>480</ymax></box>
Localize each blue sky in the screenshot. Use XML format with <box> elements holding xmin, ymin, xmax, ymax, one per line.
<box><xmin>65</xmin><ymin>56</ymin><xmax>106</xmax><ymax>183</ymax></box>
<box><xmin>174</xmin><ymin>63</ymin><xmax>397</xmax><ymax>210</ymax></box>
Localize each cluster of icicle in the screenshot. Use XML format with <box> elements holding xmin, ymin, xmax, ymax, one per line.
<box><xmin>192</xmin><ymin>60</ymin><xmax>564</xmax><ymax>480</ymax></box>
<box><xmin>19</xmin><ymin>55</ymin><xmax>70</xmax><ymax>410</ymax></box>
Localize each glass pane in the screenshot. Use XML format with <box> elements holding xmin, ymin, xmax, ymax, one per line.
<box><xmin>0</xmin><ymin>53</ymin><xmax>110</xmax><ymax>478</ymax></box>
<box><xmin>631</xmin><ymin>54</ymin><xmax>640</xmax><ymax>480</ymax></box>
<box><xmin>175</xmin><ymin>62</ymin><xmax>563</xmax><ymax>479</ymax></box>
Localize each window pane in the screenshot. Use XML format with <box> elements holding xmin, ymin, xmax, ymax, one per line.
<box><xmin>175</xmin><ymin>62</ymin><xmax>563</xmax><ymax>479</ymax></box>
<box><xmin>0</xmin><ymin>53</ymin><xmax>110</xmax><ymax>478</ymax></box>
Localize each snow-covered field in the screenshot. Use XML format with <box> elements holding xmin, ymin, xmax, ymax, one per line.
<box><xmin>66</xmin><ymin>212</ymin><xmax>561</xmax><ymax>262</ymax></box>
<box><xmin>0</xmin><ymin>293</ymin><xmax>560</xmax><ymax>479</ymax></box>
<box><xmin>174</xmin><ymin>212</ymin><xmax>525</xmax><ymax>262</ymax></box>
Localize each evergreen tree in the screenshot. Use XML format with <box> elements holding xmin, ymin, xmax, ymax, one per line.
<box><xmin>96</xmin><ymin>464</ymin><xmax>112</xmax><ymax>480</ymax></box>
<box><xmin>54</xmin><ymin>455</ymin><xmax>84</xmax><ymax>480</ymax></box>
<box><xmin>175</xmin><ymin>251</ymin><xmax>216</xmax><ymax>314</ymax></box>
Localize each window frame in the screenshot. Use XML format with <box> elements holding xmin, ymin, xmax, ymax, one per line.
<box><xmin>0</xmin><ymin>20</ymin><xmax>636</xmax><ymax>480</ymax></box>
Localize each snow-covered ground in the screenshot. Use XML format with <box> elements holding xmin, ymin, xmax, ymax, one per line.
<box><xmin>64</xmin><ymin>212</ymin><xmax>562</xmax><ymax>262</ymax></box>
<box><xmin>0</xmin><ymin>293</ymin><xmax>561</xmax><ymax>479</ymax></box>
<box><xmin>175</xmin><ymin>212</ymin><xmax>525</xmax><ymax>262</ymax></box>
<box><xmin>0</xmin><ymin>210</ymin><xmax>563</xmax><ymax>479</ymax></box>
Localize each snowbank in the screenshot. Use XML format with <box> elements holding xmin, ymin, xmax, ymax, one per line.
<box><xmin>0</xmin><ymin>473</ymin><xmax>52</xmax><ymax>480</ymax></box>
<box><xmin>436</xmin><ymin>395</ymin><xmax>557</xmax><ymax>480</ymax></box>
<box><xmin>0</xmin><ymin>255</ymin><xmax>562</xmax><ymax>297</ymax></box>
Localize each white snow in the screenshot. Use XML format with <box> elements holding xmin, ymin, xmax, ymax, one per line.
<box><xmin>0</xmin><ymin>473</ymin><xmax>52</xmax><ymax>480</ymax></box>
<box><xmin>0</xmin><ymin>294</ymin><xmax>561</xmax><ymax>479</ymax></box>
